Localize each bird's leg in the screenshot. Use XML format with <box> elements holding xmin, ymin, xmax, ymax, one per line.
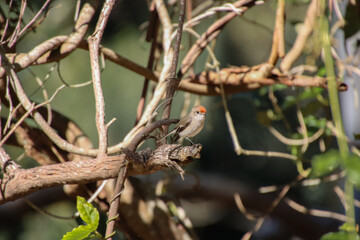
<box><xmin>185</xmin><ymin>137</ymin><xmax>195</xmax><ymax>145</ymax></box>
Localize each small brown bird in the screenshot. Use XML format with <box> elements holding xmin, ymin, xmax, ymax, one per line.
<box><xmin>159</xmin><ymin>105</ymin><xmax>207</xmax><ymax>144</ymax></box>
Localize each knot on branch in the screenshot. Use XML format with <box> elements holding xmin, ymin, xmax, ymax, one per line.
<box><xmin>168</xmin><ymin>143</ymin><xmax>202</xmax><ymax>160</ymax></box>
<box><xmin>123</xmin><ymin>144</ymin><xmax>202</xmax><ymax>177</ymax></box>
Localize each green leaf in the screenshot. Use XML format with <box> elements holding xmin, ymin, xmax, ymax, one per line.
<box><xmin>258</xmin><ymin>86</ymin><xmax>268</xmax><ymax>96</ymax></box>
<box><xmin>304</xmin><ymin>115</ymin><xmax>327</xmax><ymax>129</ymax></box>
<box><xmin>344</xmin><ymin>154</ymin><xmax>360</xmax><ymax>187</ymax></box>
<box><xmin>321</xmin><ymin>231</ymin><xmax>360</xmax><ymax>240</ymax></box>
<box><xmin>77</xmin><ymin>196</ymin><xmax>100</xmax><ymax>230</ymax></box>
<box><xmin>272</xmin><ymin>84</ymin><xmax>287</xmax><ymax>91</ymax></box>
<box><xmin>311</xmin><ymin>149</ymin><xmax>341</xmax><ymax>178</ymax></box>
<box><xmin>62</xmin><ymin>225</ymin><xmax>93</xmax><ymax>240</ymax></box>
<box><xmin>317</xmin><ymin>66</ymin><xmax>327</xmax><ymax>77</ymax></box>
<box><xmin>282</xmin><ymin>95</ymin><xmax>296</xmax><ymax>109</ymax></box>
<box><xmin>299</xmin><ymin>88</ymin><xmax>321</xmax><ymax>101</ymax></box>
<box><xmin>340</xmin><ymin>223</ymin><xmax>357</xmax><ymax>232</ymax></box>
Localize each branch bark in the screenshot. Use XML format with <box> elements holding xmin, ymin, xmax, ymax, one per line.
<box><xmin>88</xmin><ymin>0</ymin><xmax>115</xmax><ymax>156</ymax></box>
<box><xmin>0</xmin><ymin>144</ymin><xmax>202</xmax><ymax>204</ymax></box>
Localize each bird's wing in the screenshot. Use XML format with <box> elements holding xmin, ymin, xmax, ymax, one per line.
<box><xmin>171</xmin><ymin>120</ymin><xmax>191</xmax><ymax>143</ymax></box>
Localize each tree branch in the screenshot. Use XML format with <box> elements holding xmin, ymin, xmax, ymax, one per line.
<box><xmin>0</xmin><ymin>144</ymin><xmax>201</xmax><ymax>204</ymax></box>
<box><xmin>88</xmin><ymin>0</ymin><xmax>115</xmax><ymax>156</ymax></box>
<box><xmin>162</xmin><ymin>0</ymin><xmax>186</xmax><ymax>130</ymax></box>
<box><xmin>280</xmin><ymin>0</ymin><xmax>318</xmax><ymax>71</ymax></box>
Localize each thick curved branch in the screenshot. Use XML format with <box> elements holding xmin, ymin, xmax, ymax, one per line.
<box><xmin>0</xmin><ymin>144</ymin><xmax>202</xmax><ymax>204</ymax></box>
<box><xmin>60</xmin><ymin>0</ymin><xmax>99</xmax><ymax>56</ymax></box>
<box><xmin>1</xmin><ymin>35</ymin><xmax>68</xmax><ymax>77</ymax></box>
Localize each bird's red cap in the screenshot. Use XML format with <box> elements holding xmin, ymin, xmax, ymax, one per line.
<box><xmin>197</xmin><ymin>105</ymin><xmax>206</xmax><ymax>114</ymax></box>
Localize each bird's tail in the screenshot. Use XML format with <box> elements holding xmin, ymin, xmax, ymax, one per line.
<box><xmin>157</xmin><ymin>130</ymin><xmax>175</xmax><ymax>143</ymax></box>
<box><xmin>171</xmin><ymin>134</ymin><xmax>180</xmax><ymax>143</ymax></box>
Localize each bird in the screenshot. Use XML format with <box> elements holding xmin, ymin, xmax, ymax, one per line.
<box><xmin>158</xmin><ymin>105</ymin><xmax>207</xmax><ymax>144</ymax></box>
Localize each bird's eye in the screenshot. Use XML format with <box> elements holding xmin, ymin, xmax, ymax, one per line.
<box><xmin>196</xmin><ymin>111</ymin><xmax>200</xmax><ymax>114</ymax></box>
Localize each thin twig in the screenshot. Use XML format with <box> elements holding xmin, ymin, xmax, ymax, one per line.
<box><xmin>234</xmin><ymin>193</ymin><xmax>258</xmax><ymax>220</ymax></box>
<box><xmin>268</xmin><ymin>86</ymin><xmax>291</xmax><ymax>130</ymax></box>
<box><xmin>136</xmin><ymin>2</ymin><xmax>159</xmax><ymax>124</ymax></box>
<box><xmin>217</xmin><ymin>64</ymin><xmax>242</xmax><ymax>154</ymax></box>
<box><xmin>185</xmin><ymin>3</ymin><xmax>244</xmax><ymax>29</ymax></box>
<box><xmin>0</xmin><ymin>83</ymin><xmax>65</xmax><ymax>147</ymax></box>
<box><xmin>17</xmin><ymin>0</ymin><xmax>52</xmax><ymax>38</ymax></box>
<box><xmin>105</xmin><ymin>164</ymin><xmax>128</xmax><ymax>239</ymax></box>
<box><xmin>57</xmin><ymin>62</ymin><xmax>93</xmax><ymax>88</ymax></box>
<box><xmin>186</xmin><ymin>24</ymin><xmax>242</xmax><ymax>154</ymax></box>
<box><xmin>186</xmin><ymin>23</ymin><xmax>296</xmax><ymax>161</ymax></box>
<box><xmin>24</xmin><ymin>198</ymin><xmax>74</xmax><ymax>220</ymax></box>
<box><xmin>29</xmin><ymin>64</ymin><xmax>55</xmax><ymax>124</ymax></box>
<box><xmin>8</xmin><ymin>0</ymin><xmax>27</xmax><ymax>47</ymax></box>
<box><xmin>240</xmin><ymin>148</ymin><xmax>297</xmax><ymax>161</ymax></box>
<box><xmin>284</xmin><ymin>197</ymin><xmax>347</xmax><ymax>222</ymax></box>
<box><xmin>88</xmin><ymin>0</ymin><xmax>116</xmax><ymax>156</ymax></box>
<box><xmin>268</xmin><ymin>126</ymin><xmax>324</xmax><ymax>146</ymax></box>
<box><xmin>259</xmin><ymin>171</ymin><xmax>345</xmax><ymax>193</ymax></box>
<box><xmin>0</xmin><ymin>102</ymin><xmax>35</xmax><ymax>147</ymax></box>
<box><xmin>235</xmin><ymin>181</ymin><xmax>293</xmax><ymax>240</ymax></box>
<box><xmin>297</xmin><ymin>107</ymin><xmax>309</xmax><ymax>153</ymax></box>
<box><xmin>179</xmin><ymin>0</ymin><xmax>259</xmax><ymax>76</ymax></box>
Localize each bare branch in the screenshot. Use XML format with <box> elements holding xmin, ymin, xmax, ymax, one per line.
<box><xmin>88</xmin><ymin>0</ymin><xmax>116</xmax><ymax>156</ymax></box>
<box><xmin>268</xmin><ymin>0</ymin><xmax>285</xmax><ymax>64</ymax></box>
<box><xmin>0</xmin><ymin>144</ymin><xmax>201</xmax><ymax>204</ymax></box>
<box><xmin>280</xmin><ymin>0</ymin><xmax>318</xmax><ymax>71</ymax></box>
<box><xmin>60</xmin><ymin>0</ymin><xmax>99</xmax><ymax>56</ymax></box>
<box><xmin>16</xmin><ymin>0</ymin><xmax>52</xmax><ymax>39</ymax></box>
<box><xmin>105</xmin><ymin>163</ymin><xmax>127</xmax><ymax>239</ymax></box>
<box><xmin>268</xmin><ymin>126</ymin><xmax>324</xmax><ymax>146</ymax></box>
<box><xmin>162</xmin><ymin>0</ymin><xmax>186</xmax><ymax>133</ymax></box>
<box><xmin>284</xmin><ymin>197</ymin><xmax>347</xmax><ymax>222</ymax></box>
